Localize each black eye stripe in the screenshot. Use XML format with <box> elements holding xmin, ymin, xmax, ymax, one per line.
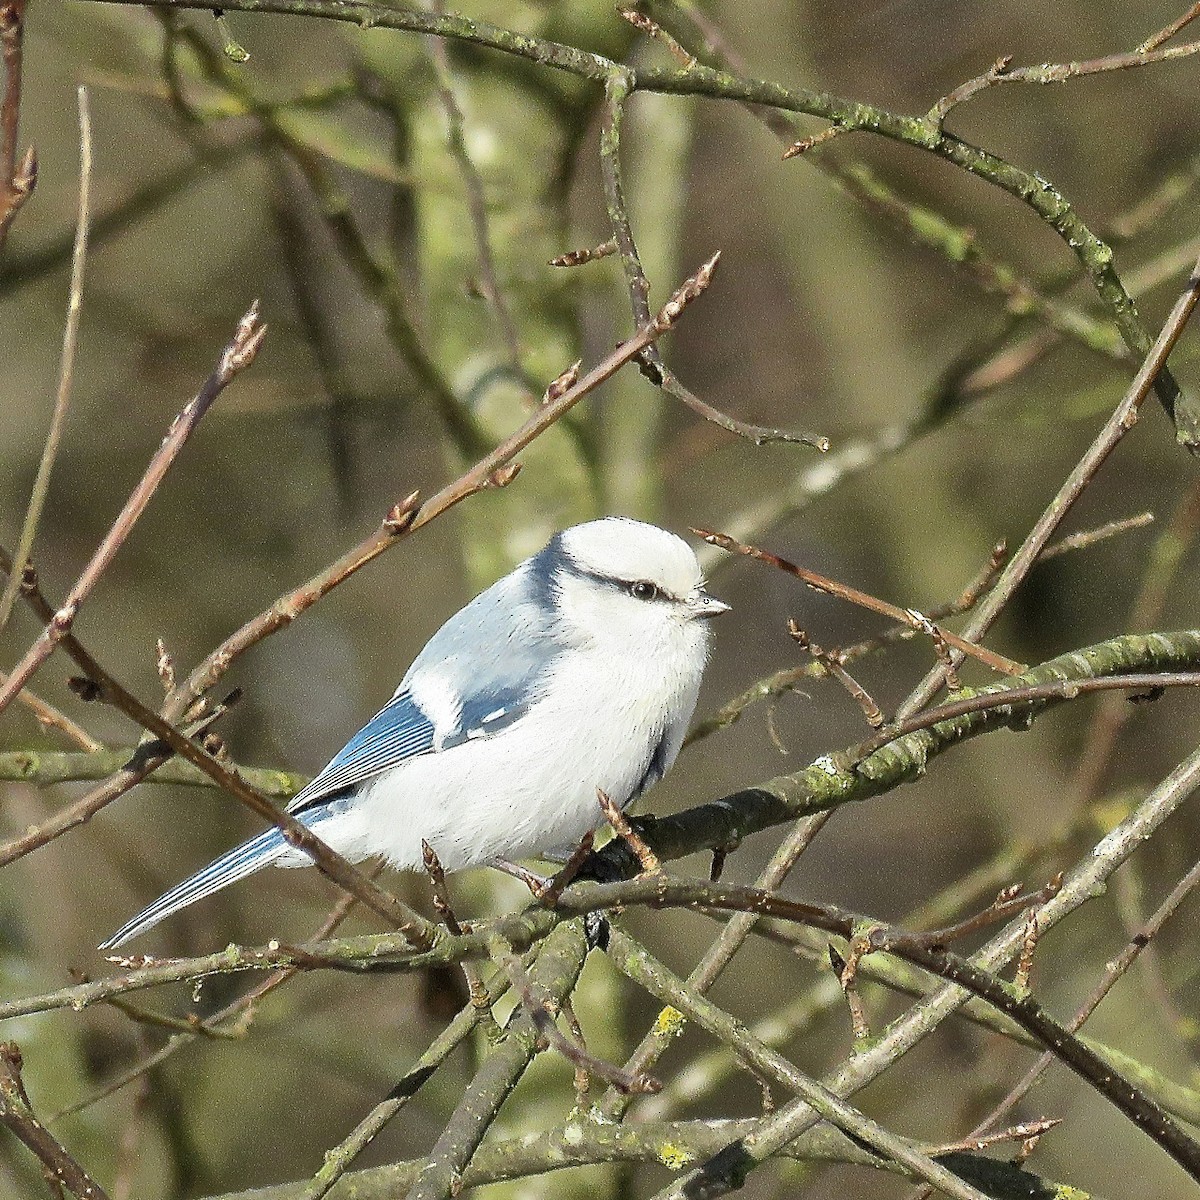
<box><xmin>558</xmin><ymin>558</ymin><xmax>680</xmax><ymax>602</ymax></box>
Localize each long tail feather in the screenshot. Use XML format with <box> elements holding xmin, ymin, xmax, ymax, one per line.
<box><xmin>100</xmin><ymin>824</ymin><xmax>291</xmax><ymax>950</ymax></box>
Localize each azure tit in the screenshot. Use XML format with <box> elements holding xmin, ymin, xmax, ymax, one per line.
<box><xmin>102</xmin><ymin>517</ymin><xmax>729</xmax><ymax>948</ymax></box>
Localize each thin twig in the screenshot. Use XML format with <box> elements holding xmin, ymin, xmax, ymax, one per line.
<box><xmin>928</xmin><ymin>16</ymin><xmax>1200</xmax><ymax>129</ymax></box>
<box><xmin>0</xmin><ymin>303</ymin><xmax>266</xmax><ymax>721</ymax></box>
<box><xmin>1038</xmin><ymin>510</ymin><xmax>1155</xmax><ymax>560</ymax></box>
<box><xmin>422</xmin><ymin>841</ymin><xmax>493</xmax><ymax>1018</ymax></box>
<box><xmin>696</xmin><ymin>528</ymin><xmax>1026</xmax><ymax>677</ymax></box>
<box><xmin>788</xmin><ymin>624</ymin><xmax>885</xmax><ymax>727</ymax></box>
<box><xmin>489</xmin><ymin>934</ymin><xmax>659</xmax><ymax>1095</ymax></box>
<box><xmin>896</xmin><ymin>245</ymin><xmax>1200</xmax><ymax>717</ymax></box>
<box><xmin>0</xmin><ymin>86</ymin><xmax>91</xmax><ymax>633</ymax></box>
<box><xmin>424</xmin><ymin>20</ymin><xmax>523</xmax><ymax>368</ymax></box>
<box><xmin>0</xmin><ymin>0</ymin><xmax>33</xmax><ymax>255</ymax></box>
<box><xmin>598</xmin><ymin>786</ymin><xmax>660</xmax><ymax>874</ymax></box>
<box><xmin>852</xmin><ymin>670</ymin><xmax>1200</xmax><ymax>762</ymax></box>
<box><xmin>1139</xmin><ymin>1</ymin><xmax>1200</xmax><ymax>51</ymax></box>
<box><xmin>0</xmin><ymin>669</ymin><xmax>101</xmax><ymax>751</ymax></box>
<box><xmin>599</xmin><ymin>70</ymin><xmax>827</xmax><ymax>450</ymax></box>
<box><xmin>166</xmin><ymin>252</ymin><xmax>719</xmax><ymax>721</ymax></box>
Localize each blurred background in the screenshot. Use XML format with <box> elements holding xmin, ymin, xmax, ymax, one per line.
<box><xmin>2</xmin><ymin>1</ymin><xmax>1200</xmax><ymax>1196</ymax></box>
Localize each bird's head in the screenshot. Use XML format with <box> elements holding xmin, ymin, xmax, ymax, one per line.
<box><xmin>536</xmin><ymin>517</ymin><xmax>730</xmax><ymax>654</ymax></box>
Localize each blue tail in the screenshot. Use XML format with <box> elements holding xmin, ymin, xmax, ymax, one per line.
<box><xmin>101</xmin><ymin>820</ymin><xmax>299</xmax><ymax>950</ymax></box>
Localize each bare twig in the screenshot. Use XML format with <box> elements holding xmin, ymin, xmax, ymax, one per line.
<box><xmin>1139</xmin><ymin>1</ymin><xmax>1200</xmax><ymax>51</ymax></box>
<box><xmin>598</xmin><ymin>786</ymin><xmax>660</xmax><ymax>874</ymax></box>
<box><xmin>619</xmin><ymin>8</ymin><xmax>696</xmax><ymax>68</ymax></box>
<box><xmin>788</xmin><ymin>624</ymin><xmax>885</xmax><ymax>727</ymax></box>
<box><xmin>422</xmin><ymin>841</ymin><xmax>493</xmax><ymax>1017</ymax></box>
<box><xmin>852</xmin><ymin>670</ymin><xmax>1200</xmax><ymax>763</ymax></box>
<box><xmin>0</xmin><ymin>668</ymin><xmax>101</xmax><ymax>751</ymax></box>
<box><xmin>0</xmin><ymin>0</ymin><xmax>33</xmax><ymax>255</ymax></box>
<box><xmin>897</xmin><ymin>246</ymin><xmax>1200</xmax><ymax>717</ymax></box>
<box><xmin>0</xmin><ymin>87</ymin><xmax>91</xmax><ymax>633</ymax></box>
<box><xmin>696</xmin><ymin>528</ymin><xmax>1026</xmax><ymax>677</ymax></box>
<box><xmin>0</xmin><ymin>303</ymin><xmax>266</xmax><ymax>721</ymax></box>
<box><xmin>928</xmin><ymin>13</ymin><xmax>1200</xmax><ymax>130</ymax></box>
<box><xmin>490</xmin><ymin>935</ymin><xmax>659</xmax><ymax>1095</ymax></box>
<box><xmin>538</xmin><ymin>831</ymin><xmax>594</xmax><ymax>906</ymax></box>
<box><xmin>1038</xmin><ymin>511</ymin><xmax>1155</xmax><ymax>560</ymax></box>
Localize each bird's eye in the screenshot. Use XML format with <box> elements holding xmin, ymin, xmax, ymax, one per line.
<box><xmin>629</xmin><ymin>580</ymin><xmax>659</xmax><ymax>601</ymax></box>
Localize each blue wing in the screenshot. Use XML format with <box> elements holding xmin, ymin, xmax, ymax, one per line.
<box><xmin>286</xmin><ymin>690</ymin><xmax>437</xmax><ymax>814</ymax></box>
<box><xmin>288</xmin><ymin>553</ymin><xmax>570</xmax><ymax>815</ymax></box>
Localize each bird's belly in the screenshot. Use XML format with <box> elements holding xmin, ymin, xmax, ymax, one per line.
<box><xmin>351</xmin><ymin>680</ymin><xmax>679</xmax><ymax>872</ymax></box>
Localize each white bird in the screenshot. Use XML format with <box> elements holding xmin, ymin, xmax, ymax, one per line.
<box><xmin>102</xmin><ymin>517</ymin><xmax>729</xmax><ymax>948</ymax></box>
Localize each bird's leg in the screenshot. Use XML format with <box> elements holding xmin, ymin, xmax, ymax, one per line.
<box><xmin>491</xmin><ymin>858</ymin><xmax>553</xmax><ymax>898</ymax></box>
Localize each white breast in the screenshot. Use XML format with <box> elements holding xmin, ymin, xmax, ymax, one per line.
<box><xmin>338</xmin><ymin>630</ymin><xmax>705</xmax><ymax>872</ymax></box>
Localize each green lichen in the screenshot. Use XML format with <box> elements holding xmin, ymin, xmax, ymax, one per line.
<box><xmin>652</xmin><ymin>1005</ymin><xmax>686</xmax><ymax>1039</ymax></box>
<box><xmin>657</xmin><ymin>1141</ymin><xmax>694</xmax><ymax>1170</ymax></box>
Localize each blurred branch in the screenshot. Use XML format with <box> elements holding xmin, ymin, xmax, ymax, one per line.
<box><xmin>0</xmin><ymin>1042</ymin><xmax>110</xmax><ymax>1200</ymax></box>
<box><xmin>166</xmin><ymin>17</ymin><xmax>490</xmax><ymax>461</ymax></box>
<box><xmin>0</xmin><ymin>746</ymin><xmax>304</xmax><ymax>794</ymax></box>
<box><xmin>701</xmin><ymin>235</ymin><xmax>1200</xmax><ymax>572</ymax></box>
<box><xmin>643</xmin><ymin>4</ymin><xmax>1126</xmax><ymax>364</ymax></box>
<box><xmin>0</xmin><ymin>86</ymin><xmax>92</xmax><ymax>634</ymax></box>
<box><xmin>423</xmin><ymin>23</ymin><xmax>523</xmax><ymax>371</ymax></box>
<box><xmin>0</xmin><ymin>139</ymin><xmax>246</xmax><ymax>299</ymax></box>
<box><xmin>599</xmin><ymin>70</ymin><xmax>826</xmax><ymax>449</ymax></box>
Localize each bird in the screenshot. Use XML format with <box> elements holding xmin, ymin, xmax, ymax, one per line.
<box><xmin>101</xmin><ymin>517</ymin><xmax>729</xmax><ymax>948</ymax></box>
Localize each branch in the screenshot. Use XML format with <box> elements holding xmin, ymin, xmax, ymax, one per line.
<box><xmin>897</xmin><ymin>244</ymin><xmax>1200</xmax><ymax>715</ymax></box>
<box><xmin>0</xmin><ymin>86</ymin><xmax>90</xmax><ymax>633</ymax></box>
<box><xmin>0</xmin><ymin>1042</ymin><xmax>110</xmax><ymax>1200</ymax></box>
<box><xmin>656</xmin><ymin>739</ymin><xmax>1200</xmax><ymax>1197</ymax></box>
<box><xmin>5</xmin><ymin>632</ymin><xmax>1200</xmax><ymax>1021</ymax></box>
<box><xmin>0</xmin><ymin>302</ymin><xmax>266</xmax><ymax>722</ymax></box>
<box><xmin>607</xmin><ymin>929</ymin><xmax>993</xmax><ymax>1200</ymax></box>
<box><xmin>165</xmin><ymin>251</ymin><xmax>719</xmax><ymax>718</ymax></box>
<box><xmin>408</xmin><ymin>921</ymin><xmax>588</xmax><ymax>1200</ymax></box>
<box><xmin>0</xmin><ymin>746</ymin><xmax>305</xmax><ymax>795</ymax></box>
<box><xmin>202</xmin><ymin>1118</ymin><xmax>1088</xmax><ymax>1200</ymax></box>
<box><xmin>0</xmin><ymin>0</ymin><xmax>33</xmax><ymax>255</ymax></box>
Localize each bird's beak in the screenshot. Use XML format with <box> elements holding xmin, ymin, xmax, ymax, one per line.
<box><xmin>689</xmin><ymin>589</ymin><xmax>731</xmax><ymax>620</ymax></box>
